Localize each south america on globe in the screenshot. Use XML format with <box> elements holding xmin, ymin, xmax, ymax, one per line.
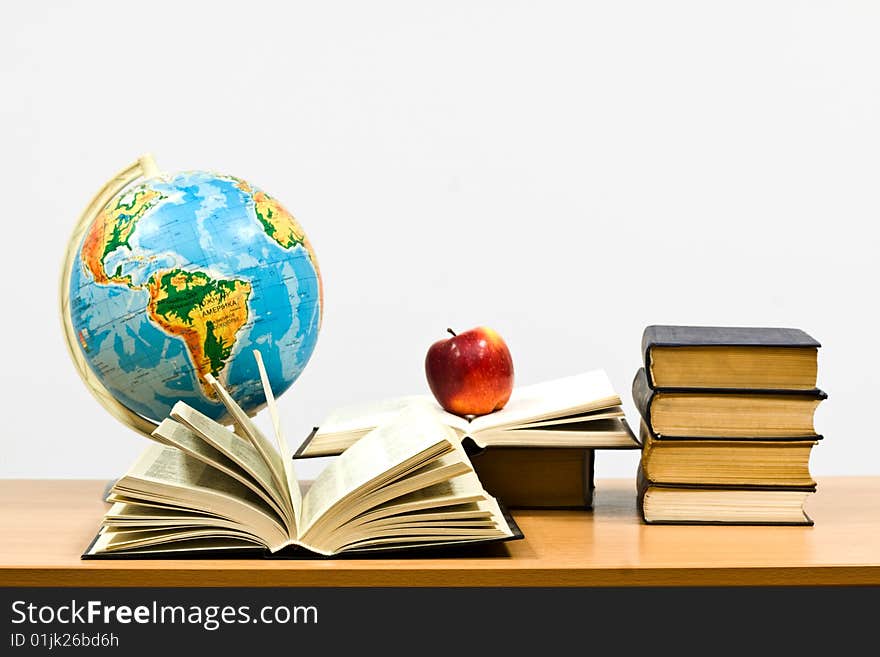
<box><xmin>65</xmin><ymin>165</ymin><xmax>323</xmax><ymax>425</ymax></box>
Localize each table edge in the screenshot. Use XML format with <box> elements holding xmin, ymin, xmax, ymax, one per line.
<box><xmin>3</xmin><ymin>565</ymin><xmax>879</xmax><ymax>587</ymax></box>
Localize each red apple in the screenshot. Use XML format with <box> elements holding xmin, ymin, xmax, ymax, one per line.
<box><xmin>425</xmin><ymin>326</ymin><xmax>515</xmax><ymax>416</ymax></box>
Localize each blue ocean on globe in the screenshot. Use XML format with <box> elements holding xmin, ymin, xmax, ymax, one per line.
<box><xmin>67</xmin><ymin>170</ymin><xmax>323</xmax><ymax>424</ymax></box>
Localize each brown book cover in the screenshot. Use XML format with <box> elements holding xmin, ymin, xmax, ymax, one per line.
<box><xmin>636</xmin><ymin>463</ymin><xmax>815</xmax><ymax>526</ymax></box>
<box><xmin>463</xmin><ymin>442</ymin><xmax>595</xmax><ymax>509</ymax></box>
<box><xmin>641</xmin><ymin>325</ymin><xmax>821</xmax><ymax>390</ymax></box>
<box><xmin>638</xmin><ymin>420</ymin><xmax>818</xmax><ymax>488</ymax></box>
<box><xmin>631</xmin><ymin>367</ymin><xmax>826</xmax><ymax>440</ymax></box>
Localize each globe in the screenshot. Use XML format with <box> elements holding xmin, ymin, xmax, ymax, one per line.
<box><xmin>62</xmin><ymin>158</ymin><xmax>322</xmax><ymax>432</ymax></box>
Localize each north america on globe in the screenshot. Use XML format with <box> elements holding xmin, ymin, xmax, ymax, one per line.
<box><xmin>68</xmin><ymin>170</ymin><xmax>323</xmax><ymax>424</ymax></box>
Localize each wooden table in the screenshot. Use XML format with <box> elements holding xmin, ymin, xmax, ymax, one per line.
<box><xmin>1</xmin><ymin>477</ymin><xmax>878</xmax><ymax>587</ymax></box>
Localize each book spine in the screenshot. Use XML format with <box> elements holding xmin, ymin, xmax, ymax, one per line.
<box><xmin>637</xmin><ymin>470</ymin><xmax>818</xmax><ymax>493</ymax></box>
<box><xmin>583</xmin><ymin>449</ymin><xmax>595</xmax><ymax>509</ymax></box>
<box><xmin>640</xmin><ymin>326</ymin><xmax>658</xmax><ymax>387</ymax></box>
<box><xmin>639</xmin><ymin>517</ymin><xmax>814</xmax><ymax>527</ymax></box>
<box><xmin>293</xmin><ymin>428</ymin><xmax>320</xmax><ymax>458</ymax></box>
<box><xmin>635</xmin><ymin>460</ymin><xmax>648</xmax><ymax>522</ymax></box>
<box><xmin>631</xmin><ymin>368</ymin><xmax>654</xmax><ymax>429</ymax></box>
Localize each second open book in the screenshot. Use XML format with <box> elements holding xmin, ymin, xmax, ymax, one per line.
<box><xmin>84</xmin><ymin>351</ymin><xmax>519</xmax><ymax>558</ymax></box>
<box><xmin>296</xmin><ymin>369</ymin><xmax>639</xmax><ymax>458</ymax></box>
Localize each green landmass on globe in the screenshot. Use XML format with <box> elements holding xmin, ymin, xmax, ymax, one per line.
<box><xmin>66</xmin><ymin>168</ymin><xmax>323</xmax><ymax>425</ymax></box>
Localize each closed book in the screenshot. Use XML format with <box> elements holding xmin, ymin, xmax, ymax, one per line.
<box><xmin>631</xmin><ymin>367</ymin><xmax>826</xmax><ymax>439</ymax></box>
<box><xmin>463</xmin><ymin>442</ymin><xmax>595</xmax><ymax>509</ymax></box>
<box><xmin>641</xmin><ymin>325</ymin><xmax>821</xmax><ymax>390</ymax></box>
<box><xmin>638</xmin><ymin>420</ymin><xmax>817</xmax><ymax>488</ymax></box>
<box><xmin>636</xmin><ymin>464</ymin><xmax>815</xmax><ymax>526</ymax></box>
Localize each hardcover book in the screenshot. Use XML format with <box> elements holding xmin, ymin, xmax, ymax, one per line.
<box><xmin>466</xmin><ymin>447</ymin><xmax>595</xmax><ymax>509</ymax></box>
<box><xmin>295</xmin><ymin>370</ymin><xmax>639</xmax><ymax>458</ymax></box>
<box><xmin>641</xmin><ymin>325</ymin><xmax>820</xmax><ymax>390</ymax></box>
<box><xmin>632</xmin><ymin>367</ymin><xmax>826</xmax><ymax>439</ymax></box>
<box><xmin>638</xmin><ymin>421</ymin><xmax>817</xmax><ymax>487</ymax></box>
<box><xmin>83</xmin><ymin>351</ymin><xmax>522</xmax><ymax>559</ymax></box>
<box><xmin>636</xmin><ymin>465</ymin><xmax>815</xmax><ymax>526</ymax></box>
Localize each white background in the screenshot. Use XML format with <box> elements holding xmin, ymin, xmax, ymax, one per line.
<box><xmin>1</xmin><ymin>1</ymin><xmax>877</xmax><ymax>482</ymax></box>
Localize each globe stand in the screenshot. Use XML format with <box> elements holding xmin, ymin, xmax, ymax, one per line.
<box><xmin>59</xmin><ymin>154</ymin><xmax>166</xmax><ymax>439</ymax></box>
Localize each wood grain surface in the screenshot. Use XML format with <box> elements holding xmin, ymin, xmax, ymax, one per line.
<box><xmin>1</xmin><ymin>477</ymin><xmax>878</xmax><ymax>587</ymax></box>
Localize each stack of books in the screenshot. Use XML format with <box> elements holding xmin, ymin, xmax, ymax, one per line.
<box><xmin>633</xmin><ymin>325</ymin><xmax>826</xmax><ymax>525</ymax></box>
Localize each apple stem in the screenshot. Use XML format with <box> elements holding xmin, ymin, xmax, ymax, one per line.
<box><xmin>447</xmin><ymin>328</ymin><xmax>457</xmax><ymax>337</ymax></box>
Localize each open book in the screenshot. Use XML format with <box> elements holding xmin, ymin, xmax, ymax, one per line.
<box><xmin>295</xmin><ymin>370</ymin><xmax>639</xmax><ymax>458</ymax></box>
<box><xmin>84</xmin><ymin>351</ymin><xmax>520</xmax><ymax>558</ymax></box>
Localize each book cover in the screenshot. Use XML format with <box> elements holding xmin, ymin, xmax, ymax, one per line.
<box><xmin>638</xmin><ymin>420</ymin><xmax>818</xmax><ymax>488</ymax></box>
<box><xmin>641</xmin><ymin>325</ymin><xmax>821</xmax><ymax>389</ymax></box>
<box><xmin>636</xmin><ymin>464</ymin><xmax>816</xmax><ymax>526</ymax></box>
<box><xmin>295</xmin><ymin>427</ymin><xmax>321</xmax><ymax>457</ymax></box>
<box><xmin>642</xmin><ymin>324</ymin><xmax>820</xmax><ymax>354</ymax></box>
<box><xmin>636</xmin><ymin>415</ymin><xmax>824</xmax><ymax>443</ymax></box>
<box><xmin>631</xmin><ymin>367</ymin><xmax>827</xmax><ymax>439</ymax></box>
<box><xmin>462</xmin><ymin>442</ymin><xmax>596</xmax><ymax>509</ymax></box>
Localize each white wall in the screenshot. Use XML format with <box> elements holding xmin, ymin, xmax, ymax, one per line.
<box><xmin>1</xmin><ymin>1</ymin><xmax>877</xmax><ymax>481</ymax></box>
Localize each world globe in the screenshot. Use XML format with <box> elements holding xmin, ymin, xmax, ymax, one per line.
<box><xmin>61</xmin><ymin>156</ymin><xmax>322</xmax><ymax>434</ymax></box>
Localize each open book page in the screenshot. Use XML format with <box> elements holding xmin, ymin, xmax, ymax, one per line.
<box><xmin>336</xmin><ymin>493</ymin><xmax>511</xmax><ymax>553</ymax></box>
<box><xmin>319</xmin><ymin>475</ymin><xmax>506</xmax><ymax>554</ymax></box>
<box><xmin>252</xmin><ymin>349</ymin><xmax>302</xmax><ymax>530</ymax></box>
<box><xmin>299</xmin><ymin>370</ymin><xmax>622</xmax><ymax>457</ymax></box>
<box><xmin>152</xmin><ymin>415</ymin><xmax>292</xmax><ymax>529</ymax></box>
<box><xmin>303</xmin><ymin>451</ymin><xmax>477</xmax><ymax>552</ymax></box>
<box><xmin>468</xmin><ymin>369</ymin><xmax>621</xmax><ymax>433</ymax></box>
<box><xmin>86</xmin><ymin>348</ymin><xmax>522</xmax><ymax>558</ymax></box>
<box><xmin>91</xmin><ymin>527</ymin><xmax>266</xmax><ymax>553</ymax></box>
<box><xmin>343</xmin><ymin>478</ymin><xmax>488</xmax><ymax>527</ymax></box>
<box><xmin>296</xmin><ymin>405</ymin><xmax>459</xmax><ymax>542</ymax></box>
<box><xmin>204</xmin><ymin>372</ymin><xmax>292</xmax><ymax>517</ymax></box>
<box><xmin>346</xmin><ymin>502</ymin><xmax>498</xmax><ymax>532</ymax></box>
<box><xmin>89</xmin><ymin>532</ymin><xmax>260</xmax><ymax>555</ymax></box>
<box><xmin>104</xmin><ymin>502</ymin><xmax>252</xmax><ymax>530</ymax></box>
<box><xmin>307</xmin><ymin>396</ymin><xmax>469</xmax><ymax>449</ymax></box>
<box><xmin>105</xmin><ymin>494</ymin><xmax>228</xmax><ymax>517</ymax></box>
<box><xmin>471</xmin><ymin>418</ymin><xmax>638</xmax><ymax>448</ymax></box>
<box><xmin>107</xmin><ymin>443</ymin><xmax>289</xmax><ymax>551</ymax></box>
<box><xmin>299</xmin><ymin>416</ymin><xmax>513</xmax><ymax>555</ymax></box>
<box><xmin>514</xmin><ymin>406</ymin><xmax>625</xmax><ymax>429</ymax></box>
